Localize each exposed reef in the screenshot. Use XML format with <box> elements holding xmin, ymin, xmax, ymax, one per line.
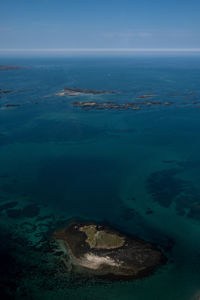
<box><xmin>53</xmin><ymin>221</ymin><xmax>166</xmax><ymax>280</ymax></box>
<box><xmin>136</xmin><ymin>94</ymin><xmax>157</xmax><ymax>98</ymax></box>
<box><xmin>71</xmin><ymin>100</ymin><xmax>173</xmax><ymax>111</ymax></box>
<box><xmin>4</xmin><ymin>104</ymin><xmax>21</xmax><ymax>108</ymax></box>
<box><xmin>0</xmin><ymin>89</ymin><xmax>13</xmax><ymax>95</ymax></box>
<box><xmin>56</xmin><ymin>87</ymin><xmax>115</xmax><ymax>96</ymax></box>
<box><xmin>0</xmin><ymin>87</ymin><xmax>30</xmax><ymax>103</ymax></box>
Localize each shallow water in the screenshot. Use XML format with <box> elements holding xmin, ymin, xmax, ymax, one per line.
<box><xmin>1</xmin><ymin>55</ymin><xmax>200</xmax><ymax>299</ymax></box>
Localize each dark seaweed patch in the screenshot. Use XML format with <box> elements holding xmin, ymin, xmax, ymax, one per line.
<box><xmin>146</xmin><ymin>168</ymin><xmax>187</xmax><ymax>208</ymax></box>
<box><xmin>146</xmin><ymin>209</ymin><xmax>154</xmax><ymax>215</ymax></box>
<box><xmin>22</xmin><ymin>204</ymin><xmax>40</xmax><ymax>218</ymax></box>
<box><xmin>6</xmin><ymin>209</ymin><xmax>22</xmax><ymax>219</ymax></box>
<box><xmin>6</xmin><ymin>204</ymin><xmax>40</xmax><ymax>219</ymax></box>
<box><xmin>146</xmin><ymin>168</ymin><xmax>200</xmax><ymax>220</ymax></box>
<box><xmin>20</xmin><ymin>222</ymin><xmax>37</xmax><ymax>233</ymax></box>
<box><xmin>0</xmin><ymin>201</ymin><xmax>18</xmax><ymax>212</ymax></box>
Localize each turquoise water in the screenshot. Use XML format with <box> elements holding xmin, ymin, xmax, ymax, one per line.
<box><xmin>1</xmin><ymin>55</ymin><xmax>200</xmax><ymax>299</ymax></box>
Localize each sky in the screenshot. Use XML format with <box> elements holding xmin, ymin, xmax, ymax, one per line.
<box><xmin>0</xmin><ymin>0</ymin><xmax>200</xmax><ymax>51</ymax></box>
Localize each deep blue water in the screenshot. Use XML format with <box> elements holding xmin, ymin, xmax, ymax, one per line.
<box><xmin>1</xmin><ymin>55</ymin><xmax>200</xmax><ymax>299</ymax></box>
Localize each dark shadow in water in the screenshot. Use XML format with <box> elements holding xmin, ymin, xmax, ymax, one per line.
<box><xmin>0</xmin><ymin>224</ymin><xmax>81</xmax><ymax>299</ymax></box>
<box><xmin>0</xmin><ymin>229</ymin><xmax>19</xmax><ymax>300</ymax></box>
<box><xmin>33</xmin><ymin>155</ymin><xmax>122</xmax><ymax>218</ymax></box>
<box><xmin>0</xmin><ymin>118</ymin><xmax>106</xmax><ymax>146</ymax></box>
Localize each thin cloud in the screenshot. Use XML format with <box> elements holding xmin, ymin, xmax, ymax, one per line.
<box><xmin>1</xmin><ymin>48</ymin><xmax>200</xmax><ymax>52</ymax></box>
<box><xmin>102</xmin><ymin>30</ymin><xmax>200</xmax><ymax>39</ymax></box>
<box><xmin>103</xmin><ymin>31</ymin><xmax>153</xmax><ymax>39</ymax></box>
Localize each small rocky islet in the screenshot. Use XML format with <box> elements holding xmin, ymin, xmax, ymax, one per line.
<box><xmin>53</xmin><ymin>221</ymin><xmax>166</xmax><ymax>280</ymax></box>
<box><xmin>71</xmin><ymin>100</ymin><xmax>173</xmax><ymax>111</ymax></box>
<box><xmin>56</xmin><ymin>87</ymin><xmax>116</xmax><ymax>96</ymax></box>
<box><xmin>0</xmin><ymin>65</ymin><xmax>22</xmax><ymax>71</ymax></box>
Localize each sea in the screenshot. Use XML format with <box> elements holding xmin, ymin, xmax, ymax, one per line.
<box><xmin>1</xmin><ymin>52</ymin><xmax>200</xmax><ymax>300</ymax></box>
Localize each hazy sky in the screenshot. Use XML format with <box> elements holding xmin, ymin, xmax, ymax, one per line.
<box><xmin>1</xmin><ymin>0</ymin><xmax>200</xmax><ymax>50</ymax></box>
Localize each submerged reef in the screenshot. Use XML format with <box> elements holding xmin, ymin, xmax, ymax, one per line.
<box><xmin>146</xmin><ymin>168</ymin><xmax>187</xmax><ymax>208</ymax></box>
<box><xmin>146</xmin><ymin>167</ymin><xmax>200</xmax><ymax>220</ymax></box>
<box><xmin>53</xmin><ymin>221</ymin><xmax>166</xmax><ymax>280</ymax></box>
<box><xmin>6</xmin><ymin>204</ymin><xmax>40</xmax><ymax>219</ymax></box>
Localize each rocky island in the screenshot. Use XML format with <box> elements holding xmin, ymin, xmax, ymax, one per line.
<box><xmin>53</xmin><ymin>221</ymin><xmax>166</xmax><ymax>280</ymax></box>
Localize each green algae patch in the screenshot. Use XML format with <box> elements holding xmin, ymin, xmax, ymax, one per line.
<box><xmin>79</xmin><ymin>225</ymin><xmax>125</xmax><ymax>249</ymax></box>
<box><xmin>79</xmin><ymin>224</ymin><xmax>125</xmax><ymax>249</ymax></box>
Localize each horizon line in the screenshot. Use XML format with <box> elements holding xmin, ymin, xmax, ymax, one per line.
<box><xmin>1</xmin><ymin>48</ymin><xmax>200</xmax><ymax>52</ymax></box>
